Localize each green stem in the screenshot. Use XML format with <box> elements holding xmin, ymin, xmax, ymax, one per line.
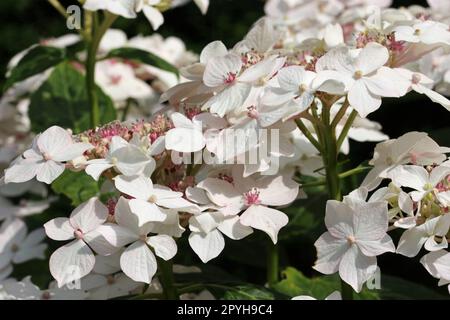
<box><xmin>331</xmin><ymin>99</ymin><xmax>349</xmax><ymax>128</ymax></box>
<box><xmin>85</xmin><ymin>12</ymin><xmax>118</xmax><ymax>128</ymax></box>
<box><xmin>336</xmin><ymin>110</ymin><xmax>357</xmax><ymax>151</ymax></box>
<box><xmin>295</xmin><ymin>118</ymin><xmax>322</xmax><ymax>153</ymax></box>
<box><xmin>321</xmin><ymin>103</ymin><xmax>355</xmax><ymax>300</ymax></box>
<box><xmin>339</xmin><ymin>166</ymin><xmax>371</xmax><ymax>179</ymax></box>
<box><xmin>321</xmin><ymin>106</ymin><xmax>341</xmax><ymax>201</ymax></box>
<box><xmin>266</xmin><ymin>242</ymin><xmax>279</xmax><ymax>287</ymax></box>
<box><xmin>47</xmin><ymin>0</ymin><xmax>68</xmax><ymax>18</ymax></box>
<box><xmin>158</xmin><ymin>258</ymin><xmax>179</xmax><ymax>300</ymax></box>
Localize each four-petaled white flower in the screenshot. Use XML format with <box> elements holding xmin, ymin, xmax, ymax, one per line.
<box><xmin>0</xmin><ymin>218</ymin><xmax>47</xmax><ymax>269</ymax></box>
<box><xmin>186</xmin><ymin>187</ymin><xmax>253</xmax><ymax>263</ymax></box>
<box><xmin>86</xmin><ymin>136</ymin><xmax>155</xmax><ymax>181</ymax></box>
<box><xmin>389</xmin><ymin>165</ymin><xmax>450</xmax><ymax>202</ymax></box>
<box><xmin>44</xmin><ymin>198</ymin><xmax>116</xmax><ymax>287</ymax></box>
<box><xmin>394</xmin><ymin>21</ymin><xmax>450</xmax><ymax>46</ymax></box>
<box><xmin>313</xmin><ymin>199</ymin><xmax>395</xmax><ymax>292</ymax></box>
<box><xmin>420</xmin><ymin>250</ymin><xmax>450</xmax><ymax>293</ymax></box>
<box><xmin>4</xmin><ymin>126</ymin><xmax>93</xmax><ymax>184</ymax></box>
<box><xmin>202</xmin><ymin>53</ymin><xmax>285</xmax><ymax>117</ymax></box>
<box><xmin>196</xmin><ymin>166</ymin><xmax>298</xmax><ymax>243</ymax></box>
<box><xmin>114</xmin><ymin>175</ymin><xmax>198</xmax><ymax>226</ymax></box>
<box><xmin>316</xmin><ymin>42</ymin><xmax>406</xmax><ymax>117</ymax></box>
<box><xmin>97</xmin><ymin>197</ymin><xmax>177</xmax><ymax>283</ymax></box>
<box><xmin>397</xmin><ymin>214</ymin><xmax>450</xmax><ymax>257</ymax></box>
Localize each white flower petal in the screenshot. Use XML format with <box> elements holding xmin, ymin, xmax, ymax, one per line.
<box><xmin>188</xmin><ymin>229</ymin><xmax>225</xmax><ymax>263</ymax></box>
<box><xmin>49</xmin><ymin>239</ymin><xmax>95</xmax><ymax>288</ymax></box>
<box><xmin>69</xmin><ymin>198</ymin><xmax>108</xmax><ymax>234</ymax></box>
<box><xmin>147</xmin><ymin>235</ymin><xmax>177</xmax><ymax>261</ymax></box>
<box><xmin>240</xmin><ymin>205</ymin><xmax>288</xmax><ymax>244</ymax></box>
<box><xmin>313</xmin><ymin>232</ymin><xmax>349</xmax><ymax>275</ymax></box>
<box><xmin>120</xmin><ymin>241</ymin><xmax>157</xmax><ymax>284</ymax></box>
<box><xmin>44</xmin><ymin>217</ymin><xmax>74</xmax><ymax>241</ymax></box>
<box><xmin>338</xmin><ymin>245</ymin><xmax>377</xmax><ymax>293</ymax></box>
<box><xmin>217</xmin><ymin>216</ymin><xmax>253</xmax><ymax>240</ymax></box>
<box><xmin>142</xmin><ymin>6</ymin><xmax>164</xmax><ymax>30</ymax></box>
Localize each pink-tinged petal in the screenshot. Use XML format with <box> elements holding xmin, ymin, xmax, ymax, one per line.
<box><xmin>348</xmin><ymin>80</ymin><xmax>382</xmax><ymax>118</ymax></box>
<box><xmin>203</xmin><ymin>53</ymin><xmax>242</xmax><ymax>87</ymax></box>
<box><xmin>69</xmin><ymin>197</ymin><xmax>108</xmax><ymax>233</ymax></box>
<box><xmin>36</xmin><ymin>161</ymin><xmax>65</xmax><ymax>184</ymax></box>
<box><xmin>49</xmin><ymin>239</ymin><xmax>95</xmax><ymax>288</ymax></box>
<box><xmin>313</xmin><ymin>232</ymin><xmax>349</xmax><ymax>275</ymax></box>
<box><xmin>217</xmin><ymin>216</ymin><xmax>253</xmax><ymax>240</ymax></box>
<box><xmin>357</xmin><ymin>234</ymin><xmax>395</xmax><ymax>257</ymax></box>
<box><xmin>44</xmin><ymin>217</ymin><xmax>74</xmax><ymax>241</ymax></box>
<box><xmin>338</xmin><ymin>245</ymin><xmax>377</xmax><ymax>293</ymax></box>
<box><xmin>120</xmin><ymin>241</ymin><xmax>157</xmax><ymax>284</ymax></box>
<box><xmin>240</xmin><ymin>205</ymin><xmax>288</xmax><ymax>244</ymax></box>
<box><xmin>324</xmin><ymin>200</ymin><xmax>354</xmax><ymax>239</ymax></box>
<box><xmin>147</xmin><ymin>235</ymin><xmax>177</xmax><ymax>261</ymax></box>
<box><xmin>188</xmin><ymin>229</ymin><xmax>225</xmax><ymax>263</ymax></box>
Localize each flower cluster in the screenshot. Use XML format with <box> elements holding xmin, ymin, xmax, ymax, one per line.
<box><xmin>1</xmin><ymin>0</ymin><xmax>450</xmax><ymax>300</ymax></box>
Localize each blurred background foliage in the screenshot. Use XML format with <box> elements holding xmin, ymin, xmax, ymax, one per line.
<box><xmin>1</xmin><ymin>0</ymin><xmax>450</xmax><ymax>298</ymax></box>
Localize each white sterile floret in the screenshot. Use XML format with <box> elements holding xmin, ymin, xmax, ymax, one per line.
<box><xmin>4</xmin><ymin>126</ymin><xmax>93</xmax><ymax>184</ymax></box>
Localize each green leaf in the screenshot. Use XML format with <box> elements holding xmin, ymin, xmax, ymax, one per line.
<box><xmin>51</xmin><ymin>170</ymin><xmax>99</xmax><ymax>206</ymax></box>
<box><xmin>105</xmin><ymin>47</ymin><xmax>179</xmax><ymax>76</ymax></box>
<box><xmin>222</xmin><ymin>285</ymin><xmax>275</xmax><ymax>300</ymax></box>
<box><xmin>273</xmin><ymin>267</ymin><xmax>379</xmax><ymax>300</ymax></box>
<box><xmin>29</xmin><ymin>62</ymin><xmax>116</xmax><ymax>133</ymax></box>
<box><xmin>3</xmin><ymin>45</ymin><xmax>66</xmax><ymax>91</ymax></box>
<box><xmin>380</xmin><ymin>275</ymin><xmax>448</xmax><ymax>300</ymax></box>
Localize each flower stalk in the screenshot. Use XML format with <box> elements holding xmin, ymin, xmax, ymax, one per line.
<box><xmin>266</xmin><ymin>242</ymin><xmax>279</xmax><ymax>287</ymax></box>
<box><xmin>158</xmin><ymin>258</ymin><xmax>179</xmax><ymax>300</ymax></box>
<box><xmin>296</xmin><ymin>99</ymin><xmax>358</xmax><ymax>299</ymax></box>
<box><xmin>85</xmin><ymin>12</ymin><xmax>118</xmax><ymax>128</ymax></box>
